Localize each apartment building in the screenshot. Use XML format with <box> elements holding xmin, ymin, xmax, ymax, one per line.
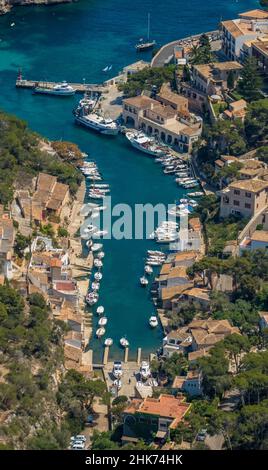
<box><xmin>191</xmin><ymin>62</ymin><xmax>243</xmax><ymax>95</ymax></box>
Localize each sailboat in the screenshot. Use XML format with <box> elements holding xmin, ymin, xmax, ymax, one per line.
<box><xmin>102</xmin><ymin>66</ymin><xmax>109</xmax><ymax>72</ymax></box>
<box><xmin>136</xmin><ymin>13</ymin><xmax>156</xmax><ymax>52</ymax></box>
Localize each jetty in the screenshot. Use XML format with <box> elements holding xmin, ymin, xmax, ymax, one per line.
<box><xmin>16</xmin><ymin>78</ymin><xmax>108</xmax><ymax>94</ymax></box>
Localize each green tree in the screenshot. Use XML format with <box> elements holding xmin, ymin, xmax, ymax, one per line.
<box><xmin>237</xmin><ymin>57</ymin><xmax>263</xmax><ymax>102</ymax></box>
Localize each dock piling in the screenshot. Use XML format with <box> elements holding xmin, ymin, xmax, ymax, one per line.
<box><xmin>124</xmin><ymin>347</ymin><xmax>129</xmax><ymax>363</ymax></box>
<box><xmin>137</xmin><ymin>347</ymin><xmax>142</xmax><ymax>365</ymax></box>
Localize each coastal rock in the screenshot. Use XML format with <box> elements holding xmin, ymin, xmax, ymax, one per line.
<box><xmin>0</xmin><ymin>0</ymin><xmax>77</xmax><ymax>16</ymax></box>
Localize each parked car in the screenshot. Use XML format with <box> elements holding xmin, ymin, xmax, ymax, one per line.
<box><xmin>196</xmin><ymin>429</ymin><xmax>207</xmax><ymax>441</ymax></box>
<box><xmin>70</xmin><ymin>434</ymin><xmax>86</xmax><ymax>442</ymax></box>
<box><xmin>72</xmin><ymin>442</ymin><xmax>85</xmax><ymax>450</ymax></box>
<box><xmin>85</xmin><ymin>415</ymin><xmax>94</xmax><ymax>426</ymax></box>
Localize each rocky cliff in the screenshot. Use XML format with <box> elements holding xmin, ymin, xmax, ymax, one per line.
<box><xmin>0</xmin><ymin>0</ymin><xmax>75</xmax><ymax>15</ymax></box>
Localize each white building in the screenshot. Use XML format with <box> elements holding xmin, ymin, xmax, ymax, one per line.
<box><xmin>221</xmin><ymin>9</ymin><xmax>268</xmax><ymax>61</ymax></box>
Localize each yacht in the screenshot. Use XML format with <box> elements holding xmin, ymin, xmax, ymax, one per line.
<box><xmin>140</xmin><ymin>361</ymin><xmax>151</xmax><ymax>380</ymax></box>
<box><xmin>86</xmin><ymin>292</ymin><xmax>99</xmax><ymax>305</ymax></box>
<box><xmin>147</xmin><ymin>250</ymin><xmax>165</xmax><ymax>257</ymax></box>
<box><xmin>96</xmin><ymin>327</ymin><xmax>105</xmax><ymax>338</ymax></box>
<box><xmin>75</xmin><ymin>110</ymin><xmax>119</xmax><ymax>135</ymax></box>
<box><xmin>92</xmin><ymin>230</ymin><xmax>108</xmax><ymax>238</ymax></box>
<box><xmin>104</xmin><ymin>338</ymin><xmax>113</xmax><ymax>347</ymax></box>
<box><xmin>188</xmin><ymin>191</ymin><xmax>204</xmax><ymax>197</ymax></box>
<box><xmin>136</xmin><ymin>13</ymin><xmax>156</xmax><ymax>51</ymax></box>
<box><xmin>34</xmin><ymin>81</ymin><xmax>75</xmax><ymax>96</ymax></box>
<box><xmin>140</xmin><ymin>276</ymin><xmax>149</xmax><ymax>287</ymax></box>
<box><xmin>112</xmin><ymin>361</ymin><xmax>123</xmax><ymax>378</ymax></box>
<box><xmin>149</xmin><ymin>315</ymin><xmax>158</xmax><ymax>328</ymax></box>
<box><xmin>91</xmin><ymin>243</ymin><xmax>103</xmax><ymax>252</ymax></box>
<box><xmin>125</xmin><ymin>131</ymin><xmax>165</xmax><ymax>157</ymax></box>
<box><xmin>94</xmin><ymin>272</ymin><xmax>103</xmax><ymax>282</ymax></box>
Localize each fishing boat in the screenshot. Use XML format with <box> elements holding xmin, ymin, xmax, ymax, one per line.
<box><xmin>112</xmin><ymin>361</ymin><xmax>123</xmax><ymax>378</ymax></box>
<box><xmin>144</xmin><ymin>265</ymin><xmax>153</xmax><ymax>275</ymax></box>
<box><xmin>75</xmin><ymin>109</ymin><xmax>119</xmax><ymax>135</ymax></box>
<box><xmin>94</xmin><ymin>272</ymin><xmax>103</xmax><ymax>282</ymax></box>
<box><xmin>140</xmin><ymin>361</ymin><xmax>151</xmax><ymax>380</ymax></box>
<box><xmin>98</xmin><ymin>316</ymin><xmax>108</xmax><ymax>326</ymax></box>
<box><xmin>140</xmin><ymin>276</ymin><xmax>149</xmax><ymax>287</ymax></box>
<box><xmin>94</xmin><ymin>259</ymin><xmax>103</xmax><ymax>268</ymax></box>
<box><xmin>125</xmin><ymin>131</ymin><xmax>165</xmax><ymax>157</ymax></box>
<box><xmin>136</xmin><ymin>13</ymin><xmax>156</xmax><ymax>51</ymax></box>
<box><xmin>104</xmin><ymin>338</ymin><xmax>113</xmax><ymax>347</ymax></box>
<box><xmin>120</xmin><ymin>337</ymin><xmax>129</xmax><ymax>348</ymax></box>
<box><xmin>34</xmin><ymin>81</ymin><xmax>76</xmax><ymax>96</ymax></box>
<box><xmin>149</xmin><ymin>315</ymin><xmax>158</xmax><ymax>328</ymax></box>
<box><xmin>96</xmin><ymin>327</ymin><xmax>105</xmax><ymax>338</ymax></box>
<box><xmin>96</xmin><ymin>305</ymin><xmax>104</xmax><ymax>315</ymax></box>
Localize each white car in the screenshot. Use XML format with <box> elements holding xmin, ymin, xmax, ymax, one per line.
<box><xmin>72</xmin><ymin>442</ymin><xmax>85</xmax><ymax>450</ymax></box>
<box><xmin>70</xmin><ymin>434</ymin><xmax>86</xmax><ymax>442</ymax></box>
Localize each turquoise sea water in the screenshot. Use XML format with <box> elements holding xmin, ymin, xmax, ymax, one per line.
<box><xmin>0</xmin><ymin>0</ymin><xmax>257</xmax><ymax>360</ymax></box>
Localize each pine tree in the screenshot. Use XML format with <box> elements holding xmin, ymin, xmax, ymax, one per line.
<box><xmin>237</xmin><ymin>57</ymin><xmax>263</xmax><ymax>101</ymax></box>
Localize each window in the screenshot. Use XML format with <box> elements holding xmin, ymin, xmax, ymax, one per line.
<box><xmin>245</xmin><ymin>192</ymin><xmax>251</xmax><ymax>198</ymax></box>
<box><xmin>245</xmin><ymin>203</ymin><xmax>251</xmax><ymax>209</ymax></box>
<box><xmin>234</xmin><ymin>189</ymin><xmax>240</xmax><ymax>195</ymax></box>
<box><xmin>233</xmin><ymin>200</ymin><xmax>240</xmax><ymax>206</ymax></box>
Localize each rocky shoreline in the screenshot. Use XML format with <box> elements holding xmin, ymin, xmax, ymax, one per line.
<box><xmin>0</xmin><ymin>0</ymin><xmax>76</xmax><ymax>16</ymax></box>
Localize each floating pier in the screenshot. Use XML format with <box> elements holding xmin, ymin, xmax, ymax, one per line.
<box><xmin>16</xmin><ymin>78</ymin><xmax>108</xmax><ymax>94</ymax></box>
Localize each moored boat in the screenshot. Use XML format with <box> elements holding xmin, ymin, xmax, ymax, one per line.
<box><xmin>125</xmin><ymin>131</ymin><xmax>165</xmax><ymax>157</ymax></box>
<box><xmin>149</xmin><ymin>315</ymin><xmax>158</xmax><ymax>328</ymax></box>
<box><xmin>96</xmin><ymin>327</ymin><xmax>105</xmax><ymax>337</ymax></box>
<box><xmin>34</xmin><ymin>81</ymin><xmax>76</xmax><ymax>96</ymax></box>
<box><xmin>120</xmin><ymin>337</ymin><xmax>129</xmax><ymax>348</ymax></box>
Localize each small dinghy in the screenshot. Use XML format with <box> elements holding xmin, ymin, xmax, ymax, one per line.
<box><xmin>96</xmin><ymin>305</ymin><xmax>104</xmax><ymax>315</ymax></box>
<box><xmin>104</xmin><ymin>338</ymin><xmax>113</xmax><ymax>347</ymax></box>
<box><xmin>86</xmin><ymin>292</ymin><xmax>99</xmax><ymax>305</ymax></box>
<box><xmin>94</xmin><ymin>272</ymin><xmax>103</xmax><ymax>281</ymax></box>
<box><xmin>140</xmin><ymin>276</ymin><xmax>148</xmax><ymax>287</ymax></box>
<box><xmin>94</xmin><ymin>259</ymin><xmax>103</xmax><ymax>268</ymax></box>
<box><xmin>98</xmin><ymin>316</ymin><xmax>107</xmax><ymax>326</ymax></box>
<box><xmin>97</xmin><ymin>251</ymin><xmax>105</xmax><ymax>259</ymax></box>
<box><xmin>120</xmin><ymin>337</ymin><xmax>129</xmax><ymax>348</ymax></box>
<box><xmin>149</xmin><ymin>315</ymin><xmax>158</xmax><ymax>328</ymax></box>
<box><xmin>86</xmin><ymin>239</ymin><xmax>93</xmax><ymax>249</ymax></box>
<box><xmin>144</xmin><ymin>265</ymin><xmax>153</xmax><ymax>275</ymax></box>
<box><xmin>96</xmin><ymin>327</ymin><xmax>105</xmax><ymax>337</ymax></box>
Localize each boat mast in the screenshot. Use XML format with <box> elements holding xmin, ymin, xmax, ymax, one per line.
<box><xmin>147</xmin><ymin>13</ymin><xmax>150</xmax><ymax>41</ymax></box>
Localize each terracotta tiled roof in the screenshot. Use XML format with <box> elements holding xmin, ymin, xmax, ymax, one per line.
<box><xmin>239</xmin><ymin>9</ymin><xmax>268</xmax><ymax>19</ymax></box>
<box><xmin>229</xmin><ymin>179</ymin><xmax>268</xmax><ymax>193</ymax></box>
<box><xmin>123</xmin><ymin>95</ymin><xmax>157</xmax><ymax>108</ymax></box>
<box><xmin>161</xmin><ymin>283</ymin><xmax>193</xmax><ymax>301</ymax></box>
<box><xmin>251</xmin><ymin>230</ymin><xmax>268</xmax><ymax>243</ymax></box>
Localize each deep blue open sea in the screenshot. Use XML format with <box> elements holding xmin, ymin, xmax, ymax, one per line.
<box><xmin>0</xmin><ymin>0</ymin><xmax>257</xmax><ymax>360</ymax></box>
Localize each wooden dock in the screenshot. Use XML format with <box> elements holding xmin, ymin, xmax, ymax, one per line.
<box><xmin>16</xmin><ymin>79</ymin><xmax>108</xmax><ymax>94</ymax></box>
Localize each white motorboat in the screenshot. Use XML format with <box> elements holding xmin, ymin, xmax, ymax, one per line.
<box><xmin>93</xmin><ymin>230</ymin><xmax>108</xmax><ymax>238</ymax></box>
<box><xmin>34</xmin><ymin>81</ymin><xmax>76</xmax><ymax>96</ymax></box>
<box><xmin>75</xmin><ymin>110</ymin><xmax>119</xmax><ymax>135</ymax></box>
<box><xmin>90</xmin><ymin>184</ymin><xmax>110</xmax><ymax>189</ymax></box>
<box><xmin>126</xmin><ymin>131</ymin><xmax>165</xmax><ymax>157</ymax></box>
<box><xmin>98</xmin><ymin>316</ymin><xmax>108</xmax><ymax>326</ymax></box>
<box><xmin>104</xmin><ymin>338</ymin><xmax>113</xmax><ymax>347</ymax></box>
<box><xmin>146</xmin><ymin>258</ymin><xmax>164</xmax><ymax>266</ymax></box>
<box><xmin>149</xmin><ymin>315</ymin><xmax>158</xmax><ymax>328</ymax></box>
<box><xmin>140</xmin><ymin>361</ymin><xmax>151</xmax><ymax>380</ymax></box>
<box><xmin>91</xmin><ymin>282</ymin><xmax>100</xmax><ymax>291</ymax></box>
<box><xmin>96</xmin><ymin>305</ymin><xmax>104</xmax><ymax>315</ymax></box>
<box><xmin>92</xmin><ymin>243</ymin><xmax>103</xmax><ymax>252</ymax></box>
<box><xmin>96</xmin><ymin>327</ymin><xmax>105</xmax><ymax>337</ymax></box>
<box><xmin>147</xmin><ymin>250</ymin><xmax>165</xmax><ymax>257</ymax></box>
<box><xmin>94</xmin><ymin>272</ymin><xmax>103</xmax><ymax>281</ymax></box>
<box><xmin>144</xmin><ymin>265</ymin><xmax>153</xmax><ymax>275</ymax></box>
<box><xmin>112</xmin><ymin>361</ymin><xmax>122</xmax><ymax>378</ymax></box>
<box><xmin>88</xmin><ymin>191</ymin><xmax>106</xmax><ymax>200</ymax></box>
<box><xmin>187</xmin><ymin>191</ymin><xmax>203</xmax><ymax>197</ymax></box>
<box><xmin>97</xmin><ymin>251</ymin><xmax>105</xmax><ymax>259</ymax></box>
<box><xmin>120</xmin><ymin>337</ymin><xmax>129</xmax><ymax>348</ymax></box>
<box><xmin>140</xmin><ymin>276</ymin><xmax>149</xmax><ymax>287</ymax></box>
<box><xmin>94</xmin><ymin>259</ymin><xmax>103</xmax><ymax>268</ymax></box>
<box><xmin>86</xmin><ymin>239</ymin><xmax>93</xmax><ymax>249</ymax></box>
